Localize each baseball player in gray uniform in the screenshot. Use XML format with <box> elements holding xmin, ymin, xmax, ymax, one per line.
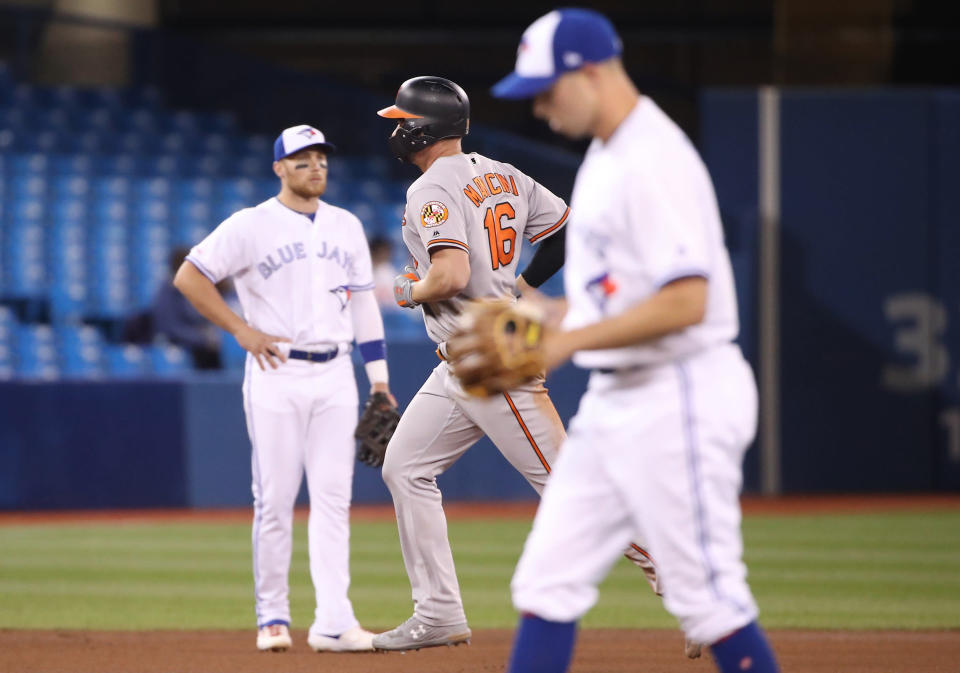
<box><xmin>491</xmin><ymin>9</ymin><xmax>780</xmax><ymax>673</ymax></box>
<box><xmin>174</xmin><ymin>125</ymin><xmax>394</xmax><ymax>653</ymax></box>
<box><xmin>371</xmin><ymin>77</ymin><xmax>662</xmax><ymax>652</ymax></box>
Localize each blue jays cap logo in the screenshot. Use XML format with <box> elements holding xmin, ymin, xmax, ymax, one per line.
<box><xmin>298</xmin><ymin>127</ymin><xmax>319</xmax><ymax>139</ymax></box>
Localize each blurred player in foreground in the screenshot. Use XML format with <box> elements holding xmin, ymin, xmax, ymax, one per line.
<box><xmin>491</xmin><ymin>8</ymin><xmax>781</xmax><ymax>673</ymax></box>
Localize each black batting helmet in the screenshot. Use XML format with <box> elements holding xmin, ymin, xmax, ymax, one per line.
<box><xmin>377</xmin><ymin>76</ymin><xmax>470</xmax><ymax>161</ymax></box>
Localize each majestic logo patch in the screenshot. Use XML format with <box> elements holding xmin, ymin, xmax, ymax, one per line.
<box><xmin>420</xmin><ymin>201</ymin><xmax>448</xmax><ymax>228</ymax></box>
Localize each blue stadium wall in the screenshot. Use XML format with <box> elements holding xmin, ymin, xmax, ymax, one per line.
<box><xmin>1</xmin><ymin>87</ymin><xmax>958</xmax><ymax>509</ymax></box>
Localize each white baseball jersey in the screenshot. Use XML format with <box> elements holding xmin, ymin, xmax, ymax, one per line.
<box><xmin>512</xmin><ymin>97</ymin><xmax>761</xmax><ymax>645</ymax></box>
<box><xmin>562</xmin><ymin>97</ymin><xmax>739</xmax><ymax>370</ymax></box>
<box><xmin>186</xmin><ymin>195</ymin><xmax>376</xmax><ymax>636</ymax></box>
<box><xmin>187</xmin><ymin>197</ymin><xmax>375</xmax><ymax>349</ymax></box>
<box><xmin>401</xmin><ymin>152</ymin><xmax>568</xmax><ymax>343</ymax></box>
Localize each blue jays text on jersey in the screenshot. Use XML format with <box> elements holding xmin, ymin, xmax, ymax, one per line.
<box><xmin>257</xmin><ymin>240</ymin><xmax>357</xmax><ymax>280</ymax></box>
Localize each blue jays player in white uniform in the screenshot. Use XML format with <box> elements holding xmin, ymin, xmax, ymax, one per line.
<box><xmin>492</xmin><ymin>10</ymin><xmax>780</xmax><ymax>673</ymax></box>
<box><xmin>174</xmin><ymin>125</ymin><xmax>394</xmax><ymax>653</ymax></box>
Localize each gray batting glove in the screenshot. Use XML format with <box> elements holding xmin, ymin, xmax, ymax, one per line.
<box><xmin>393</xmin><ymin>265</ymin><xmax>419</xmax><ymax>309</ymax></box>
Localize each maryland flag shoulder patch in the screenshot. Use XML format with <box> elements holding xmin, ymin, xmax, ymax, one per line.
<box><xmin>420</xmin><ymin>201</ymin><xmax>449</xmax><ymax>228</ymax></box>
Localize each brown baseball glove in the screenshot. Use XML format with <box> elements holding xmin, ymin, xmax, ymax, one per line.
<box><xmin>446</xmin><ymin>299</ymin><xmax>546</xmax><ymax>397</ymax></box>
<box><xmin>354</xmin><ymin>392</ymin><xmax>400</xmax><ymax>467</ymax></box>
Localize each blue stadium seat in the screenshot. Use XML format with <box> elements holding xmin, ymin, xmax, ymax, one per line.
<box><xmin>50</xmin><ymin>197</ymin><xmax>90</xmax><ymax>228</ymax></box>
<box><xmin>96</xmin><ymin>154</ymin><xmax>137</xmax><ymax>176</ymax></box>
<box><xmin>91</xmin><ymin>197</ymin><xmax>128</xmax><ymax>226</ymax></box>
<box><xmin>125</xmin><ymin>107</ymin><xmax>161</xmax><ymax>133</ymax></box>
<box><xmin>194</xmin><ymin>154</ymin><xmax>225</xmax><ymax>177</ymax></box>
<box><xmin>105</xmin><ymin>343</ymin><xmax>148</xmax><ymax>379</ymax></box>
<box><xmin>161</xmin><ymin>130</ymin><xmax>194</xmax><ymax>154</ymax></box>
<box><xmin>77</xmin><ymin>87</ymin><xmax>124</xmax><ymax>110</ymax></box>
<box><xmin>93</xmin><ymin>175</ymin><xmax>131</xmax><ymax>199</ymax></box>
<box><xmin>219</xmin><ymin>177</ymin><xmax>257</xmax><ymax>203</ymax></box>
<box><xmin>10</xmin><ymin>83</ymin><xmax>36</xmax><ymax>109</ymax></box>
<box><xmin>376</xmin><ymin>202</ymin><xmax>405</xmax><ymax>232</ymax></box>
<box><xmin>346</xmin><ymin>202</ymin><xmax>378</xmax><ymax>230</ymax></box>
<box><xmin>175</xmin><ymin>197</ymin><xmax>213</xmax><ymax>227</ymax></box>
<box><xmin>149</xmin><ymin>343</ymin><xmax>191</xmax><ymax>377</ymax></box>
<box><xmin>56</xmin><ymin>324</ymin><xmax>105</xmax><ymax>379</ymax></box>
<box><xmin>0</xmin><ymin>107</ymin><xmax>28</xmax><ymax>131</ymax></box>
<box><xmin>9</xmin><ymin>174</ymin><xmax>47</xmax><ymax>200</ymax></box>
<box><xmin>50</xmin><ymin>155</ymin><xmax>95</xmax><ymax>177</ymax></box>
<box><xmin>348</xmin><ymin>178</ymin><xmax>388</xmax><ymax>203</ymax></box>
<box><xmin>0</xmin><ymin>342</ymin><xmax>13</xmax><ymax>379</ymax></box>
<box><xmin>235</xmin><ymin>154</ymin><xmax>271</xmax><ymax>178</ymax></box>
<box><xmin>49</xmin><ymin>279</ymin><xmax>88</xmax><ymax>324</ymax></box>
<box><xmin>202</xmin><ymin>132</ymin><xmax>230</xmax><ymax>155</ymax></box>
<box><xmin>75</xmin><ymin>106</ymin><xmax>115</xmax><ymax>131</ymax></box>
<box><xmin>127</xmin><ymin>85</ymin><xmax>164</xmax><ymax>109</ymax></box>
<box><xmin>342</xmin><ymin>156</ymin><xmax>394</xmax><ymax>181</ymax></box>
<box><xmin>118</xmin><ymin>129</ymin><xmax>160</xmax><ymax>154</ymax></box>
<box><xmin>88</xmin><ymin>280</ymin><xmax>131</xmax><ymax>319</ymax></box>
<box><xmin>8</xmin><ymin>152</ymin><xmax>47</xmax><ymax>176</ymax></box>
<box><xmin>0</xmin><ymin>127</ymin><xmax>17</xmax><ymax>153</ymax></box>
<box><xmin>22</xmin><ymin>129</ymin><xmax>63</xmax><ymax>153</ymax></box>
<box><xmin>133</xmin><ymin>198</ymin><xmax>171</xmax><ymax>227</ymax></box>
<box><xmin>131</xmin><ymin>224</ymin><xmax>170</xmax><ymax>307</ymax></box>
<box><xmin>322</xmin><ymin>180</ymin><xmax>346</xmax><ymax>206</ymax></box>
<box><xmin>168</xmin><ymin>110</ymin><xmax>200</xmax><ymax>135</ymax></box>
<box><xmin>69</xmin><ymin>130</ymin><xmax>117</xmax><ymax>155</ymax></box>
<box><xmin>175</xmin><ymin>177</ymin><xmax>215</xmax><ymax>201</ymax></box>
<box><xmin>16</xmin><ymin>324</ymin><xmax>59</xmax><ymax>380</ymax></box>
<box><xmin>0</xmin><ymin>306</ymin><xmax>18</xmax><ymax>375</ymax></box>
<box><xmin>9</xmin><ymin>196</ymin><xmax>45</xmax><ymax>223</ymax></box>
<box><xmin>214</xmin><ymin>199</ymin><xmax>249</xmax><ymax>223</ymax></box>
<box><xmin>199</xmin><ymin>110</ymin><xmax>237</xmax><ymax>134</ymax></box>
<box><xmin>51</xmin><ymin>175</ymin><xmax>90</xmax><ymax>200</ymax></box>
<box><xmin>41</xmin><ymin>106</ymin><xmax>71</xmax><ymax>130</ymax></box>
<box><xmin>243</xmin><ymin>134</ymin><xmax>272</xmax><ymax>155</ymax></box>
<box><xmin>42</xmin><ymin>85</ymin><xmax>81</xmax><ymax>110</ymax></box>
<box><xmin>133</xmin><ymin>176</ymin><xmax>172</xmax><ymax>200</ymax></box>
<box><xmin>140</xmin><ymin>153</ymin><xmax>186</xmax><ymax>177</ymax></box>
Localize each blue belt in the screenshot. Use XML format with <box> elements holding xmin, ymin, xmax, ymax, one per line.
<box><xmin>289</xmin><ymin>347</ymin><xmax>339</xmax><ymax>363</ymax></box>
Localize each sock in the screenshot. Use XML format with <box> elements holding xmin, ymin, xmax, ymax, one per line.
<box><xmin>710</xmin><ymin>621</ymin><xmax>779</xmax><ymax>673</ymax></box>
<box><xmin>507</xmin><ymin>614</ymin><xmax>578</xmax><ymax>673</ymax></box>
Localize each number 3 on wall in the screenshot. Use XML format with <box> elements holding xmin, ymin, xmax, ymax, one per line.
<box><xmin>882</xmin><ymin>292</ymin><xmax>950</xmax><ymax>392</ymax></box>
<box><xmin>483</xmin><ymin>202</ymin><xmax>517</xmax><ymax>270</ymax></box>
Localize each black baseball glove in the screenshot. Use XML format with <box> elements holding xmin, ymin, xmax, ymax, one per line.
<box><xmin>354</xmin><ymin>392</ymin><xmax>400</xmax><ymax>467</ymax></box>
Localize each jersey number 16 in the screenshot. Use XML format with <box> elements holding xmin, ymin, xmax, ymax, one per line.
<box><xmin>483</xmin><ymin>201</ymin><xmax>517</xmax><ymax>270</ymax></box>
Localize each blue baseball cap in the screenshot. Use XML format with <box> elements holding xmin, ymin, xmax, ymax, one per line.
<box><xmin>273</xmin><ymin>125</ymin><xmax>337</xmax><ymax>161</ymax></box>
<box><xmin>491</xmin><ymin>8</ymin><xmax>622</xmax><ymax>99</ymax></box>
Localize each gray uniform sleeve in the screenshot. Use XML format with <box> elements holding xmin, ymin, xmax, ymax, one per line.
<box><xmin>519</xmin><ymin>173</ymin><xmax>570</xmax><ymax>243</ymax></box>
<box><xmin>408</xmin><ymin>185</ymin><xmax>469</xmax><ymax>255</ymax></box>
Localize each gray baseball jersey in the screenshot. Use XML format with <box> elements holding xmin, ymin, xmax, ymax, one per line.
<box><xmin>401</xmin><ymin>152</ymin><xmax>568</xmax><ymax>343</ymax></box>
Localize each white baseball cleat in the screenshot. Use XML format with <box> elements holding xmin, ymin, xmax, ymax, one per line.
<box><xmin>308</xmin><ymin>625</ymin><xmax>376</xmax><ymax>652</ymax></box>
<box><xmin>256</xmin><ymin>623</ymin><xmax>292</xmax><ymax>652</ymax></box>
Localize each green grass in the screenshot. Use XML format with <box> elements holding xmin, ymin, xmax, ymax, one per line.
<box><xmin>0</xmin><ymin>511</ymin><xmax>958</xmax><ymax>630</ymax></box>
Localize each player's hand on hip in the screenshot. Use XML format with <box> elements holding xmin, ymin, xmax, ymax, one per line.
<box><xmin>233</xmin><ymin>324</ymin><xmax>290</xmax><ymax>370</ymax></box>
<box><xmin>393</xmin><ymin>265</ymin><xmax>420</xmax><ymax>309</ymax></box>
